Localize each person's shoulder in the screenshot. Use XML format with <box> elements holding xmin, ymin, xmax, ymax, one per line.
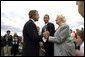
<box><xmin>48</xmin><ymin>22</ymin><xmax>54</xmax><ymax>25</ymax></box>
<box><xmin>29</xmin><ymin>19</ymin><xmax>33</xmax><ymax>22</ymax></box>
<box><xmin>61</xmin><ymin>24</ymin><xmax>69</xmax><ymax>29</ymax></box>
<box><xmin>25</xmin><ymin>20</ymin><xmax>32</xmax><ymax>25</ymax></box>
<box><xmin>28</xmin><ymin>20</ymin><xmax>34</xmax><ymax>24</ymax></box>
<box><xmin>63</xmin><ymin>24</ymin><xmax>69</xmax><ymax>27</ymax></box>
<box><xmin>3</xmin><ymin>34</ymin><xmax>7</xmax><ymax>37</ymax></box>
<box><xmin>26</xmin><ymin>20</ymin><xmax>31</xmax><ymax>23</ymax></box>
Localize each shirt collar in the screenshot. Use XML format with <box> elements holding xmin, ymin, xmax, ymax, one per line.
<box><xmin>45</xmin><ymin>23</ymin><xmax>48</xmax><ymax>25</ymax></box>
<box><xmin>30</xmin><ymin>18</ymin><xmax>35</xmax><ymax>23</ymax></box>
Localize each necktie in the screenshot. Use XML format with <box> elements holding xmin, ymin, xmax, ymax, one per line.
<box><xmin>43</xmin><ymin>25</ymin><xmax>47</xmax><ymax>32</ymax></box>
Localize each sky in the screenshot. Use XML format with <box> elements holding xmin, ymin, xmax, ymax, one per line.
<box><xmin>1</xmin><ymin>1</ymin><xmax>84</xmax><ymax>36</ymax></box>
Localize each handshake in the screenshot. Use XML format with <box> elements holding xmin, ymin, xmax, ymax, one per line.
<box><xmin>39</xmin><ymin>31</ymin><xmax>50</xmax><ymax>49</ymax></box>
<box><xmin>42</xmin><ymin>31</ymin><xmax>50</xmax><ymax>39</ymax></box>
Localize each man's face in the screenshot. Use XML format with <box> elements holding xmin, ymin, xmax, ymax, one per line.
<box><xmin>77</xmin><ymin>1</ymin><xmax>84</xmax><ymax>18</ymax></box>
<box><xmin>76</xmin><ymin>35</ymin><xmax>83</xmax><ymax>46</ymax></box>
<box><xmin>7</xmin><ymin>32</ymin><xmax>10</xmax><ymax>35</ymax></box>
<box><xmin>33</xmin><ymin>12</ymin><xmax>39</xmax><ymax>21</ymax></box>
<box><xmin>44</xmin><ymin>15</ymin><xmax>49</xmax><ymax>24</ymax></box>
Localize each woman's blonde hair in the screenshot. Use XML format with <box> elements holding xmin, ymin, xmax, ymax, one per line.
<box><xmin>57</xmin><ymin>14</ymin><xmax>66</xmax><ymax>23</ymax></box>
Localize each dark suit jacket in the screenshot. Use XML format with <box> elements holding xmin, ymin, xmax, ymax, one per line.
<box><xmin>22</xmin><ymin>20</ymin><xmax>41</xmax><ymax>56</ymax></box>
<box><xmin>3</xmin><ymin>34</ymin><xmax>12</xmax><ymax>46</ymax></box>
<box><xmin>42</xmin><ymin>23</ymin><xmax>55</xmax><ymax>56</ymax></box>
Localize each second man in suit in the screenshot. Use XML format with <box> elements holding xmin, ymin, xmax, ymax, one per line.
<box><xmin>41</xmin><ymin>14</ymin><xmax>55</xmax><ymax>56</ymax></box>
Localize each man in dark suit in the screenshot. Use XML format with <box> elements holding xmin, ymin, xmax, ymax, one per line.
<box><xmin>22</xmin><ymin>10</ymin><xmax>41</xmax><ymax>56</ymax></box>
<box><xmin>41</xmin><ymin>14</ymin><xmax>55</xmax><ymax>56</ymax></box>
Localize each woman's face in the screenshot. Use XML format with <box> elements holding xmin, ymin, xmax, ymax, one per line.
<box><xmin>56</xmin><ymin>16</ymin><xmax>61</xmax><ymax>24</ymax></box>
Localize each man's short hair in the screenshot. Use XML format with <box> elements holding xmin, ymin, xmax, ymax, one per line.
<box><xmin>44</xmin><ymin>14</ymin><xmax>50</xmax><ymax>19</ymax></box>
<box><xmin>28</xmin><ymin>10</ymin><xmax>38</xmax><ymax>18</ymax></box>
<box><xmin>6</xmin><ymin>30</ymin><xmax>10</xmax><ymax>33</ymax></box>
<box><xmin>77</xmin><ymin>30</ymin><xmax>84</xmax><ymax>41</ymax></box>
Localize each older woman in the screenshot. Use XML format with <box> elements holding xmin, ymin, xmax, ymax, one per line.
<box><xmin>43</xmin><ymin>15</ymin><xmax>75</xmax><ymax>56</ymax></box>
